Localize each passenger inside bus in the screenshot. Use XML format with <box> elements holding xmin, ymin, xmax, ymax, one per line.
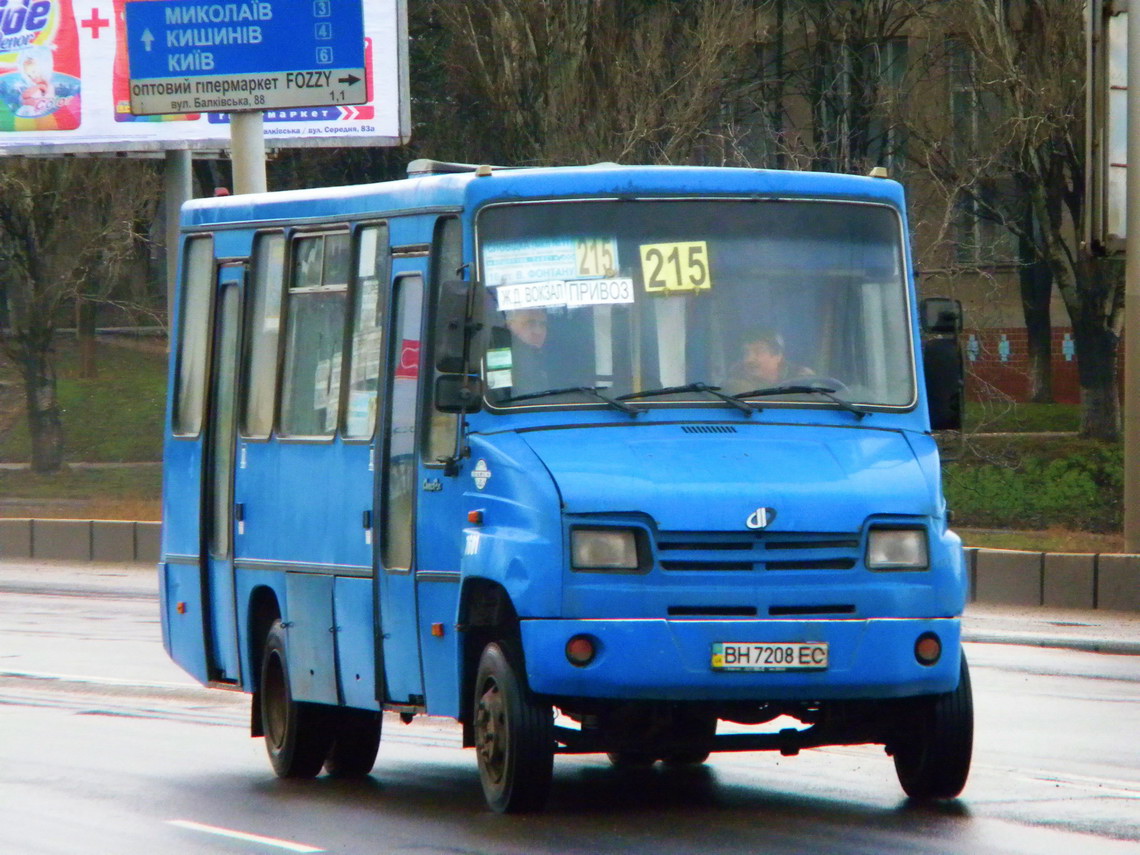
<box><xmin>504</xmin><ymin>308</ymin><xmax>550</xmax><ymax>393</ymax></box>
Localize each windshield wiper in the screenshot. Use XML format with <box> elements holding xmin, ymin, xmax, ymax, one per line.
<box><xmin>617</xmin><ymin>382</ymin><xmax>758</xmax><ymax>415</ymax></box>
<box><xmin>500</xmin><ymin>385</ymin><xmax>643</xmax><ymax>416</ymax></box>
<box><xmin>733</xmin><ymin>383</ymin><xmax>869</xmax><ymax>419</ymax></box>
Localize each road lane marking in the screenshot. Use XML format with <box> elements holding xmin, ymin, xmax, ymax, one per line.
<box><xmin>1010</xmin><ymin>769</ymin><xmax>1140</xmax><ymax>799</ymax></box>
<box><xmin>167</xmin><ymin>820</ymin><xmax>324</xmax><ymax>852</ymax></box>
<box><xmin>0</xmin><ymin>669</ymin><xmax>196</xmax><ymax>689</ymax></box>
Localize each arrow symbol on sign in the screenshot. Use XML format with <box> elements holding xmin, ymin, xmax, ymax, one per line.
<box><xmin>338</xmin><ymin>74</ymin><xmax>361</xmax><ymax>86</ymax></box>
<box><xmin>141</xmin><ymin>28</ymin><xmax>154</xmax><ymax>51</ymax></box>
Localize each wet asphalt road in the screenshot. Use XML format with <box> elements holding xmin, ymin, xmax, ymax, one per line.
<box><xmin>0</xmin><ymin>561</ymin><xmax>1137</xmax><ymax>854</ymax></box>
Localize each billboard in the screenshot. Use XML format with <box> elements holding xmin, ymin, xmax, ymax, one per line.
<box><xmin>0</xmin><ymin>0</ymin><xmax>408</xmax><ymax>155</ymax></box>
<box><xmin>1087</xmin><ymin>1</ymin><xmax>1127</xmax><ymax>252</ymax></box>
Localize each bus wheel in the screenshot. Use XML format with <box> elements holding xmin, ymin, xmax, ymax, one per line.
<box><xmin>892</xmin><ymin>653</ymin><xmax>973</xmax><ymax>800</ymax></box>
<box><xmin>473</xmin><ymin>640</ymin><xmax>554</xmax><ymax>813</ymax></box>
<box><xmin>324</xmin><ymin>708</ymin><xmax>383</xmax><ymax>778</ymax></box>
<box><xmin>606</xmin><ymin>751</ymin><xmax>656</xmax><ymax>768</ymax></box>
<box><xmin>661</xmin><ymin>712</ymin><xmax>717</xmax><ymax>766</ymax></box>
<box><xmin>260</xmin><ymin>619</ymin><xmax>332</xmax><ymax>778</ymax></box>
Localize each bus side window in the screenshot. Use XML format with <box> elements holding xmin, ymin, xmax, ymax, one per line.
<box><xmin>279</xmin><ymin>233</ymin><xmax>350</xmax><ymax>437</ymax></box>
<box><xmin>242</xmin><ymin>232</ymin><xmax>286</xmax><ymax>439</ymax></box>
<box><xmin>343</xmin><ymin>223</ymin><xmax>390</xmax><ymax>440</ymax></box>
<box><xmin>173</xmin><ymin>235</ymin><xmax>215</xmax><ymax>436</ymax></box>
<box><xmin>383</xmin><ymin>274</ymin><xmax>422</xmax><ymax>571</ymax></box>
<box><xmin>424</xmin><ymin>217</ymin><xmax>462</xmax><ymax>464</ymax></box>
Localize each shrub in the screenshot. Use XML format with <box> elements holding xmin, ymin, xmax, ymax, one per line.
<box><xmin>944</xmin><ymin>442</ymin><xmax>1122</xmax><ymax>533</ymax></box>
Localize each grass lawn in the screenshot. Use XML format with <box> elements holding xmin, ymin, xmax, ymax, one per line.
<box><xmin>0</xmin><ymin>337</ymin><xmax>167</xmax><ymax>463</ymax></box>
<box><xmin>0</xmin><ymin>352</ymin><xmax>1127</xmax><ymax>552</ymax></box>
<box><xmin>963</xmin><ymin>400</ymin><xmax>1080</xmax><ymax>433</ymax></box>
<box><xmin>0</xmin><ymin>465</ymin><xmax>162</xmax><ymax>521</ymax></box>
<box><xmin>956</xmin><ymin>527</ymin><xmax>1125</xmax><ymax>554</ymax></box>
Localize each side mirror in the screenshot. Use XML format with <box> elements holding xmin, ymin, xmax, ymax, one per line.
<box><xmin>923</xmin><ymin>337</ymin><xmax>964</xmax><ymax>431</ymax></box>
<box><xmin>920</xmin><ymin>297</ymin><xmax>962</xmax><ymax>335</ymax></box>
<box><xmin>435</xmin><ymin>280</ymin><xmax>483</xmax><ymax>374</ymax></box>
<box><xmin>435</xmin><ymin>374</ymin><xmax>483</xmax><ymax>414</ymax></box>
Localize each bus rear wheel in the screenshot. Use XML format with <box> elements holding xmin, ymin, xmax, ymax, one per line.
<box><xmin>891</xmin><ymin>653</ymin><xmax>973</xmax><ymax>800</ymax></box>
<box><xmin>473</xmin><ymin>640</ymin><xmax>554</xmax><ymax>813</ymax></box>
<box><xmin>260</xmin><ymin>618</ymin><xmax>332</xmax><ymax>778</ymax></box>
<box><xmin>323</xmin><ymin>708</ymin><xmax>382</xmax><ymax>778</ymax></box>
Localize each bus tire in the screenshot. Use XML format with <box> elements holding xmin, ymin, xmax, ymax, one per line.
<box><xmin>892</xmin><ymin>653</ymin><xmax>973</xmax><ymax>800</ymax></box>
<box><xmin>661</xmin><ymin>711</ymin><xmax>716</xmax><ymax>766</ymax></box>
<box><xmin>260</xmin><ymin>619</ymin><xmax>332</xmax><ymax>778</ymax></box>
<box><xmin>323</xmin><ymin>708</ymin><xmax>383</xmax><ymax>778</ymax></box>
<box><xmin>473</xmin><ymin>640</ymin><xmax>554</xmax><ymax>813</ymax></box>
<box><xmin>606</xmin><ymin>751</ymin><xmax>656</xmax><ymax>768</ymax></box>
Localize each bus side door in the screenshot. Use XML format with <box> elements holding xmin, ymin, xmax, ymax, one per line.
<box><xmin>202</xmin><ymin>263</ymin><xmax>245</xmax><ymax>684</ymax></box>
<box><xmin>377</xmin><ymin>270</ymin><xmax>426</xmax><ymax>703</ymax></box>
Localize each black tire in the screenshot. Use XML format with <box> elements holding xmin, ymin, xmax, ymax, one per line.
<box><xmin>260</xmin><ymin>619</ymin><xmax>332</xmax><ymax>778</ymax></box>
<box><xmin>324</xmin><ymin>708</ymin><xmax>383</xmax><ymax>778</ymax></box>
<box><xmin>606</xmin><ymin>751</ymin><xmax>657</xmax><ymax>769</ymax></box>
<box><xmin>661</xmin><ymin>711</ymin><xmax>716</xmax><ymax>767</ymax></box>
<box><xmin>473</xmin><ymin>640</ymin><xmax>554</xmax><ymax>813</ymax></box>
<box><xmin>892</xmin><ymin>653</ymin><xmax>974</xmax><ymax>800</ymax></box>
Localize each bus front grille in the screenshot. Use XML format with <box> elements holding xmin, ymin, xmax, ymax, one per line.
<box><xmin>656</xmin><ymin>531</ymin><xmax>861</xmax><ymax>573</ymax></box>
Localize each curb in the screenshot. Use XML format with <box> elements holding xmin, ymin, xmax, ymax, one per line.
<box><xmin>967</xmin><ymin>547</ymin><xmax>1139</xmax><ymax>613</ymax></box>
<box><xmin>1</xmin><ymin>523</ymin><xmax>1137</xmax><ymax>614</ymax></box>
<box><xmin>0</xmin><ymin>519</ymin><xmax>159</xmax><ymax>564</ymax></box>
<box><xmin>962</xmin><ymin>631</ymin><xmax>1140</xmax><ymax>656</ymax></box>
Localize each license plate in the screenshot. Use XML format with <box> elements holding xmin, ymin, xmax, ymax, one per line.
<box><xmin>712</xmin><ymin>642</ymin><xmax>829</xmax><ymax>672</ymax></box>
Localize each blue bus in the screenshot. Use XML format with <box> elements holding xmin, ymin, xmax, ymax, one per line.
<box><xmin>160</xmin><ymin>160</ymin><xmax>971</xmax><ymax>813</ymax></box>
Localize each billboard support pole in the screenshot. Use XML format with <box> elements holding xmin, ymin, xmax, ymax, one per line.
<box><xmin>1127</xmin><ymin>3</ymin><xmax>1140</xmax><ymax>551</ymax></box>
<box><xmin>230</xmin><ymin>112</ymin><xmax>267</xmax><ymax>195</ymax></box>
<box><xmin>163</xmin><ymin>149</ymin><xmax>192</xmax><ymax>326</ymax></box>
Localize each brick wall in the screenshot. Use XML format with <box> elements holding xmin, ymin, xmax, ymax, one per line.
<box><xmin>962</xmin><ymin>327</ymin><xmax>1124</xmax><ymax>404</ymax></box>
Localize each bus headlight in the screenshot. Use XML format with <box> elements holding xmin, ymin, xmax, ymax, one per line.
<box><xmin>571</xmin><ymin>528</ymin><xmax>642</xmax><ymax>572</ymax></box>
<box><xmin>866</xmin><ymin>528</ymin><xmax>928</xmax><ymax>570</ymax></box>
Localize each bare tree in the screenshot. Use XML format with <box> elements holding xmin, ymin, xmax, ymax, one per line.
<box><xmin>419</xmin><ymin>0</ymin><xmax>773</xmax><ymax>166</ymax></box>
<box><xmin>905</xmin><ymin>1</ymin><xmax>1115</xmax><ymax>436</ymax></box>
<box><xmin>409</xmin><ymin>0</ymin><xmax>1100</xmax><ymax>428</ymax></box>
<box><xmin>0</xmin><ymin>158</ymin><xmax>160</xmax><ymax>471</ymax></box>
<box><xmin>770</xmin><ymin>0</ymin><xmax>940</xmax><ymax>174</ymax></box>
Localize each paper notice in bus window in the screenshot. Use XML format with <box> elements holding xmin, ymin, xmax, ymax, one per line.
<box><xmin>484</xmin><ymin>238</ymin><xmax>620</xmax><ymax>287</ymax></box>
<box><xmin>346</xmin><ymin>389</ymin><xmax>376</xmax><ymax>436</ymax></box>
<box><xmin>494</xmin><ymin>278</ymin><xmax>634</xmax><ymax>311</ymax></box>
<box><xmin>486</xmin><ymin>348</ymin><xmax>513</xmax><ymax>371</ymax></box>
<box><xmin>575</xmin><ymin>238</ymin><xmax>618</xmax><ymax>277</ymax></box>
<box><xmin>319</xmin><ymin>353</ymin><xmax>341</xmax><ymax>432</ymax></box>
<box><xmin>358</xmin><ymin>229</ymin><xmax>379</xmax><ymax>277</ymax></box>
<box><xmin>357</xmin><ymin>278</ymin><xmax>379</xmax><ymax>329</ymax></box>
<box><xmin>639</xmin><ymin>241</ymin><xmax>711</xmax><ymax>293</ymax></box>
<box><xmin>486</xmin><ymin>369</ymin><xmax>513</xmax><ymax>390</ymax></box>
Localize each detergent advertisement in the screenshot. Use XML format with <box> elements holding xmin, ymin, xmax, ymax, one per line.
<box><xmin>0</xmin><ymin>0</ymin><xmax>407</xmax><ymax>153</ymax></box>
<box><xmin>0</xmin><ymin>0</ymin><xmax>81</xmax><ymax>130</ymax></box>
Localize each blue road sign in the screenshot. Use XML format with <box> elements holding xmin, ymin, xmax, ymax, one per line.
<box><xmin>125</xmin><ymin>0</ymin><xmax>366</xmax><ymax>115</ymax></box>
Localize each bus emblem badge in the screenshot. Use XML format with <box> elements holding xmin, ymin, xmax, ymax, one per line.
<box><xmin>472</xmin><ymin>459</ymin><xmax>493</xmax><ymax>490</ymax></box>
<box><xmin>746</xmin><ymin>507</ymin><xmax>776</xmax><ymax>530</ymax></box>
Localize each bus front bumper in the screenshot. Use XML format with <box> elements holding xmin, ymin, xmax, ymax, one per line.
<box><xmin>519</xmin><ymin>617</ymin><xmax>962</xmax><ymax>701</ymax></box>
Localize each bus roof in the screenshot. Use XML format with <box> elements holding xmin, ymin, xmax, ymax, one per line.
<box><xmin>180</xmin><ymin>163</ymin><xmax>906</xmax><ymax>229</ymax></box>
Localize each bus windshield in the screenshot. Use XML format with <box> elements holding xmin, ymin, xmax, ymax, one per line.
<box><xmin>477</xmin><ymin>198</ymin><xmax>915</xmax><ymax>411</ymax></box>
